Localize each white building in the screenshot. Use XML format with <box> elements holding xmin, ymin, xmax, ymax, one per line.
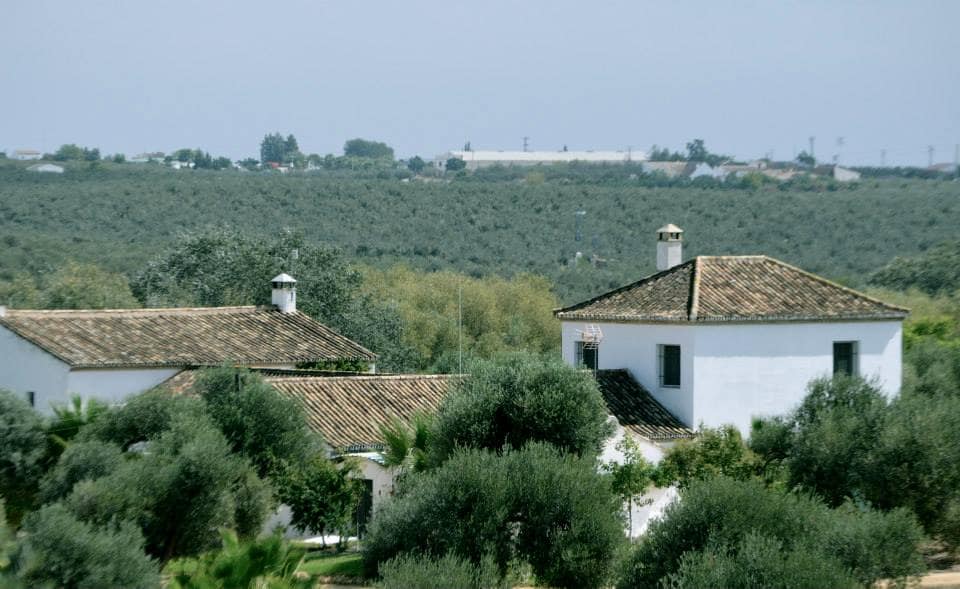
<box><xmin>556</xmin><ymin>225</ymin><xmax>906</xmax><ymax>435</ymax></box>
<box><xmin>435</xmin><ymin>149</ymin><xmax>647</xmax><ymax>171</ymax></box>
<box><xmin>11</xmin><ymin>149</ymin><xmax>42</xmax><ymax>161</ymax></box>
<box><xmin>26</xmin><ymin>163</ymin><xmax>64</xmax><ymax>174</ymax></box>
<box><xmin>0</xmin><ymin>275</ymin><xmax>376</xmax><ymax>414</ymax></box>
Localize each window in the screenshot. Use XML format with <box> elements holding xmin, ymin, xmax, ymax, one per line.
<box><xmin>575</xmin><ymin>341</ymin><xmax>598</xmax><ymax>370</ymax></box>
<box><xmin>26</xmin><ymin>391</ymin><xmax>35</xmax><ymax>408</ymax></box>
<box><xmin>833</xmin><ymin>341</ymin><xmax>859</xmax><ymax>376</ymax></box>
<box><xmin>658</xmin><ymin>344</ymin><xmax>681</xmax><ymax>387</ymax></box>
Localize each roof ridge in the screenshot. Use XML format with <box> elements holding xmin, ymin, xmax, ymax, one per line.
<box><xmin>688</xmin><ymin>257</ymin><xmax>702</xmax><ymax>320</ymax></box>
<box><xmin>554</xmin><ymin>258</ymin><xmax>697</xmax><ymax>315</ymax></box>
<box><xmin>266</xmin><ymin>373</ymin><xmax>461</xmax><ymax>382</ymax></box>
<box><xmin>759</xmin><ymin>256</ymin><xmax>910</xmax><ymax>314</ymax></box>
<box><xmin>3</xmin><ymin>305</ymin><xmax>263</xmax><ymax>318</ymax></box>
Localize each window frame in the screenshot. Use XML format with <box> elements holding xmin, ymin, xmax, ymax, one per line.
<box><xmin>658</xmin><ymin>344</ymin><xmax>681</xmax><ymax>388</ymax></box>
<box><xmin>575</xmin><ymin>340</ymin><xmax>598</xmax><ymax>370</ymax></box>
<box><xmin>833</xmin><ymin>341</ymin><xmax>859</xmax><ymax>376</ymax></box>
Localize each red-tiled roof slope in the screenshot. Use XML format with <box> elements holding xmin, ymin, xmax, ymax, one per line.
<box><xmin>555</xmin><ymin>256</ymin><xmax>907</xmax><ymax>323</ymax></box>
<box><xmin>0</xmin><ymin>306</ymin><xmax>375</xmax><ymax>368</ymax></box>
<box><xmin>268</xmin><ymin>374</ymin><xmax>456</xmax><ymax>452</ymax></box>
<box><xmin>594</xmin><ymin>369</ymin><xmax>693</xmax><ymax>440</ymax></box>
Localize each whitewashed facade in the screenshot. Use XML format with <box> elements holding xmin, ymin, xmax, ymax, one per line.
<box><xmin>563</xmin><ymin>319</ymin><xmax>902</xmax><ymax>434</ymax></box>
<box><xmin>557</xmin><ymin>226</ymin><xmax>907</xmax><ymax>436</ymax></box>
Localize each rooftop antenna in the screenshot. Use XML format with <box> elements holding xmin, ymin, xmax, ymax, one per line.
<box><xmin>834</xmin><ymin>137</ymin><xmax>844</xmax><ymax>165</ymax></box>
<box><xmin>522</xmin><ymin>136</ymin><xmax>530</xmax><ymax>152</ymax></box>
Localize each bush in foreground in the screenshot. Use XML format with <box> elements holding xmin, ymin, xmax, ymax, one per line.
<box><xmin>17</xmin><ymin>503</ymin><xmax>158</xmax><ymax>589</ymax></box>
<box><xmin>376</xmin><ymin>553</ymin><xmax>504</xmax><ymax>589</ymax></box>
<box><xmin>618</xmin><ymin>477</ymin><xmax>924</xmax><ymax>588</ymax></box>
<box><xmin>363</xmin><ymin>443</ymin><xmax>623</xmax><ymax>588</ymax></box>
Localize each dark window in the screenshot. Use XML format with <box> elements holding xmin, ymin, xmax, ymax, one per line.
<box><xmin>354</xmin><ymin>479</ymin><xmax>374</xmax><ymax>538</ymax></box>
<box><xmin>575</xmin><ymin>341</ymin><xmax>598</xmax><ymax>370</ymax></box>
<box><xmin>27</xmin><ymin>391</ymin><xmax>35</xmax><ymax>407</ymax></box>
<box><xmin>833</xmin><ymin>341</ymin><xmax>858</xmax><ymax>376</ymax></box>
<box><xmin>659</xmin><ymin>345</ymin><xmax>681</xmax><ymax>387</ymax></box>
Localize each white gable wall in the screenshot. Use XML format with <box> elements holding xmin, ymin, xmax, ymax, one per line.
<box><xmin>67</xmin><ymin>368</ymin><xmax>181</xmax><ymax>409</ymax></box>
<box><xmin>0</xmin><ymin>325</ymin><xmax>71</xmax><ymax>412</ymax></box>
<box><xmin>692</xmin><ymin>320</ymin><xmax>902</xmax><ymax>433</ymax></box>
<box><xmin>561</xmin><ymin>321</ymin><xmax>696</xmax><ymax>426</ymax></box>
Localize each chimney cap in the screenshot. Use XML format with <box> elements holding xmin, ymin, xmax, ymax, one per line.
<box><xmin>656</xmin><ymin>224</ymin><xmax>683</xmax><ymax>234</ymax></box>
<box><xmin>271</xmin><ymin>273</ymin><xmax>297</xmax><ymax>284</ymax></box>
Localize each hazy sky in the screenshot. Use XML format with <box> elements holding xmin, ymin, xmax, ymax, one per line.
<box><xmin>2</xmin><ymin>1</ymin><xmax>958</xmax><ymax>166</ymax></box>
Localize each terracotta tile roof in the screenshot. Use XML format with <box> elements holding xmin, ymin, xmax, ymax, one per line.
<box><xmin>0</xmin><ymin>306</ymin><xmax>376</xmax><ymax>368</ymax></box>
<box><xmin>267</xmin><ymin>374</ymin><xmax>456</xmax><ymax>452</ymax></box>
<box><xmin>594</xmin><ymin>369</ymin><xmax>693</xmax><ymax>440</ymax></box>
<box><xmin>555</xmin><ymin>256</ymin><xmax>908</xmax><ymax>323</ymax></box>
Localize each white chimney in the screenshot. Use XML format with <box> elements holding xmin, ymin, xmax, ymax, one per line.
<box><xmin>656</xmin><ymin>224</ymin><xmax>683</xmax><ymax>271</ymax></box>
<box><xmin>271</xmin><ymin>273</ymin><xmax>297</xmax><ymax>314</ymax></box>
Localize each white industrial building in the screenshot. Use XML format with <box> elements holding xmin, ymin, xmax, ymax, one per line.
<box><xmin>556</xmin><ymin>225</ymin><xmax>906</xmax><ymax>435</ymax></box>
<box><xmin>434</xmin><ymin>149</ymin><xmax>647</xmax><ymax>171</ymax></box>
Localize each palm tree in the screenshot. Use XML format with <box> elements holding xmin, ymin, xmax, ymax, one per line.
<box><xmin>378</xmin><ymin>413</ymin><xmax>433</xmax><ymax>475</ymax></box>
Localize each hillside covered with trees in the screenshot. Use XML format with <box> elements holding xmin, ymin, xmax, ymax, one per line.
<box><xmin>1</xmin><ymin>161</ymin><xmax>958</xmax><ymax>304</ymax></box>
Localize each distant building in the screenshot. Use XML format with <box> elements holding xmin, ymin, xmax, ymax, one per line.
<box><xmin>434</xmin><ymin>149</ymin><xmax>647</xmax><ymax>171</ymax></box>
<box><xmin>814</xmin><ymin>165</ymin><xmax>861</xmax><ymax>182</ymax></box>
<box><xmin>640</xmin><ymin>161</ymin><xmax>692</xmax><ymax>178</ymax></box>
<box><xmin>928</xmin><ymin>163</ymin><xmax>959</xmax><ymax>175</ymax></box>
<box><xmin>129</xmin><ymin>152</ymin><xmax>165</xmax><ymax>163</ymax></box>
<box><xmin>11</xmin><ymin>149</ymin><xmax>42</xmax><ymax>161</ymax></box>
<box><xmin>26</xmin><ymin>163</ymin><xmax>64</xmax><ymax>174</ymax></box>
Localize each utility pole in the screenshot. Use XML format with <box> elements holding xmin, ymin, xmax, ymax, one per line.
<box><xmin>954</xmin><ymin>144</ymin><xmax>959</xmax><ymax>174</ymax></box>
<box><xmin>808</xmin><ymin>136</ymin><xmax>815</xmax><ymax>160</ymax></box>
<box><xmin>928</xmin><ymin>145</ymin><xmax>935</xmax><ymax>167</ymax></box>
<box><xmin>880</xmin><ymin>149</ymin><xmax>886</xmax><ymax>167</ymax></box>
<box><xmin>522</xmin><ymin>136</ymin><xmax>529</xmax><ymax>152</ymax></box>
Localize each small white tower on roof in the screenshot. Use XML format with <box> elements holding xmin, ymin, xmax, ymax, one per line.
<box><xmin>271</xmin><ymin>273</ymin><xmax>297</xmax><ymax>314</ymax></box>
<box><xmin>656</xmin><ymin>224</ymin><xmax>683</xmax><ymax>271</ymax></box>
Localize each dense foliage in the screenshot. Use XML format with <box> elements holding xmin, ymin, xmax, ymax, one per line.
<box><xmin>169</xmin><ymin>529</ymin><xmax>310</xmax><ymax>589</ymax></box>
<box><xmin>361</xmin><ymin>266</ymin><xmax>559</xmax><ymax>371</ymax></box>
<box><xmin>0</xmin><ymin>391</ymin><xmax>45</xmax><ymax>523</ymax></box>
<box><xmin>1</xmin><ymin>161</ymin><xmax>957</xmax><ymax>303</ymax></box>
<box><xmin>617</xmin><ymin>477</ymin><xmax>925</xmax><ymax>588</ymax></box>
<box><xmin>363</xmin><ymin>443</ymin><xmax>624</xmax><ymax>588</ymax></box>
<box><xmin>429</xmin><ymin>354</ymin><xmax>612</xmax><ymax>462</ymax></box>
<box><xmin>870</xmin><ymin>241</ymin><xmax>960</xmax><ymax>295</ymax></box>
<box><xmin>17</xmin><ymin>503</ymin><xmax>159</xmax><ymax>589</ymax></box>
<box><xmin>376</xmin><ymin>553</ymin><xmax>504</xmax><ymax>589</ymax></box>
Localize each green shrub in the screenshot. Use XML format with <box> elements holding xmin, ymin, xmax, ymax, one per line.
<box><xmin>430</xmin><ymin>354</ymin><xmax>613</xmax><ymax>463</ymax></box>
<box><xmin>194</xmin><ymin>367</ymin><xmax>319</xmax><ymax>477</ymax></box>
<box><xmin>655</xmin><ymin>425</ymin><xmax>757</xmax><ymax>487</ymax></box>
<box><xmin>364</xmin><ymin>443</ymin><xmax>623</xmax><ymax>589</ymax></box>
<box><xmin>0</xmin><ymin>390</ymin><xmax>45</xmax><ymax>523</ymax></box>
<box><xmin>617</xmin><ymin>477</ymin><xmax>924</xmax><ymax>589</ymax></box>
<box><xmin>169</xmin><ymin>529</ymin><xmax>309</xmax><ymax>589</ymax></box>
<box><xmin>18</xmin><ymin>503</ymin><xmax>158</xmax><ymax>589</ymax></box>
<box><xmin>376</xmin><ymin>553</ymin><xmax>504</xmax><ymax>589</ymax></box>
<box><xmin>79</xmin><ymin>389</ymin><xmax>206</xmax><ymax>450</ymax></box>
<box><xmin>38</xmin><ymin>440</ymin><xmax>123</xmax><ymax>502</ymax></box>
<box><xmin>662</xmin><ymin>532</ymin><xmax>858</xmax><ymax>589</ymax></box>
<box><xmin>66</xmin><ymin>411</ymin><xmax>274</xmax><ymax>561</ymax></box>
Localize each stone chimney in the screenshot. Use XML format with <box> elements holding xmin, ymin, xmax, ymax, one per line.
<box><xmin>656</xmin><ymin>224</ymin><xmax>683</xmax><ymax>271</ymax></box>
<box><xmin>271</xmin><ymin>273</ymin><xmax>297</xmax><ymax>314</ymax></box>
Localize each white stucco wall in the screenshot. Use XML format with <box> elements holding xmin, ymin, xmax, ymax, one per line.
<box><xmin>67</xmin><ymin>367</ymin><xmax>181</xmax><ymax>408</ymax></box>
<box><xmin>0</xmin><ymin>325</ymin><xmax>71</xmax><ymax>413</ymax></box>
<box><xmin>561</xmin><ymin>319</ymin><xmax>903</xmax><ymax>435</ymax></box>
<box><xmin>562</xmin><ymin>321</ymin><xmax>696</xmax><ymax>426</ymax></box>
<box><xmin>692</xmin><ymin>320</ymin><xmax>902</xmax><ymax>433</ymax></box>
